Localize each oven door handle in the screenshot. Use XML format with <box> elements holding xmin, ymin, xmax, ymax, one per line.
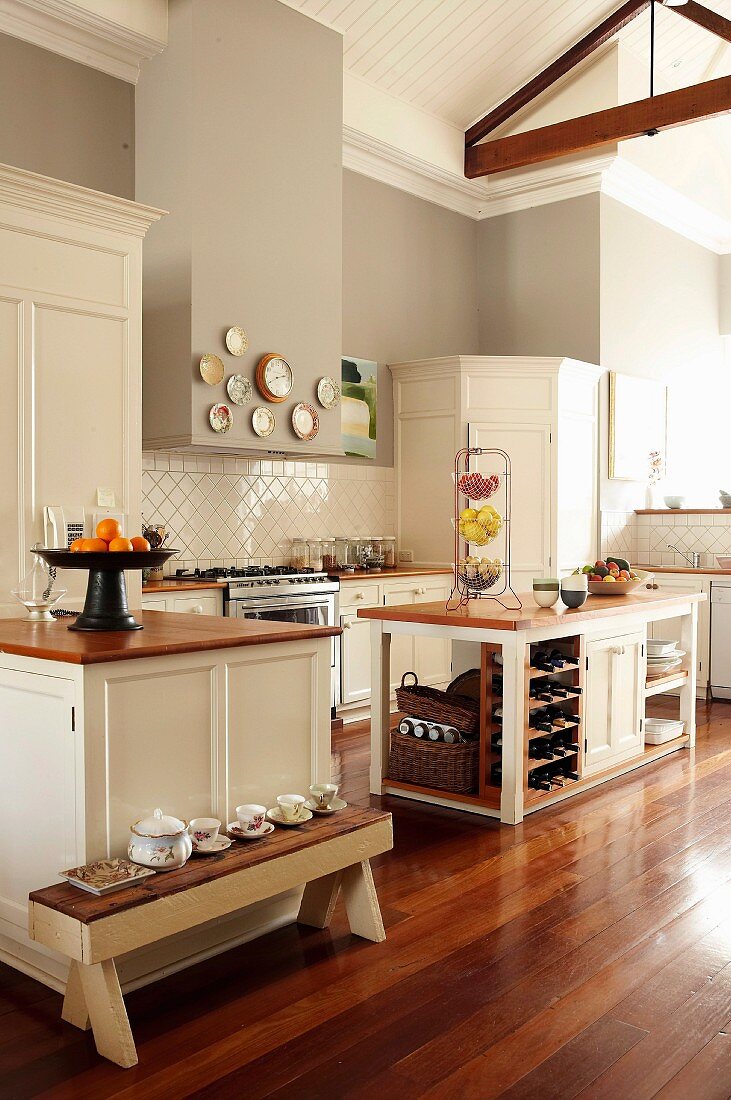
<box><xmin>233</xmin><ymin>598</ymin><xmax>333</xmax><ymax>613</ymax></box>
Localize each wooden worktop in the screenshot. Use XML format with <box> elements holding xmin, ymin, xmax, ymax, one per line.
<box><xmin>635</xmin><ymin>563</ymin><xmax>731</xmax><ymax>576</ymax></box>
<box><xmin>338</xmin><ymin>566</ymin><xmax>452</xmax><ymax>580</ymax></box>
<box><xmin>0</xmin><ymin>612</ymin><xmax>340</xmax><ymax>665</ymax></box>
<box><xmin>142</xmin><ymin>579</ymin><xmax>226</xmax><ymax>593</ymax></box>
<box><xmin>357</xmin><ymin>588</ymin><xmax>706</xmax><ymax>632</ymax></box>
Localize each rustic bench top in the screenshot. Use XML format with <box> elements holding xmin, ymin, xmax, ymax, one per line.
<box><xmin>30</xmin><ymin>807</ymin><xmax>391</xmax><ymax>924</ymax></box>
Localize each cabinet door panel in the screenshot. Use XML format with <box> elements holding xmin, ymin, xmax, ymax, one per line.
<box><xmin>340</xmin><ymin>614</ymin><xmax>372</xmax><ymax>704</ymax></box>
<box><xmin>585</xmin><ymin>631</ymin><xmax>644</xmax><ymax>777</ymax></box>
<box><xmin>469</xmin><ymin>422</ymin><xmax>552</xmax><ymax>576</ymax></box>
<box><xmin>142</xmin><ymin>597</ymin><xmax>168</xmax><ymax>611</ymax></box>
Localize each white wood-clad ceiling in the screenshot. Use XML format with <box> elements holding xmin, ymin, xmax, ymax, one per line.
<box><xmin>283</xmin><ymin>0</ymin><xmax>731</xmax><ymax>127</ymax></box>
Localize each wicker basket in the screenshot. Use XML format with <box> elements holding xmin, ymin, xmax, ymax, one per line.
<box><xmin>389</xmin><ymin>730</ymin><xmax>479</xmax><ymax>793</ymax></box>
<box><xmin>395</xmin><ymin>672</ymin><xmax>480</xmax><ymax>739</ymax></box>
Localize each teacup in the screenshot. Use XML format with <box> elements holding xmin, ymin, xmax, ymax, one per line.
<box><xmin>188</xmin><ymin>817</ymin><xmax>221</xmax><ymax>851</ymax></box>
<box><xmin>533</xmin><ymin>578</ymin><xmax>559</xmax><ymax>608</ymax></box>
<box><xmin>236</xmin><ymin>804</ymin><xmax>267</xmax><ymax>834</ymax></box>
<box><xmin>309</xmin><ymin>783</ymin><xmax>339</xmax><ymax>810</ymax></box>
<box><xmin>277</xmin><ymin>794</ymin><xmax>306</xmax><ymax>822</ymax></box>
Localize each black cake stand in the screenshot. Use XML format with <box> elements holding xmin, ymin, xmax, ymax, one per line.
<box><xmin>33</xmin><ymin>548</ymin><xmax>178</xmax><ymax>631</ymax></box>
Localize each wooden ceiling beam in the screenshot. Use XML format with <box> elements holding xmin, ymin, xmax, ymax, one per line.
<box><xmin>465</xmin><ymin>74</ymin><xmax>731</xmax><ymax>177</ymax></box>
<box><xmin>465</xmin><ymin>0</ymin><xmax>651</xmax><ymax>147</ymax></box>
<box><xmin>662</xmin><ymin>0</ymin><xmax>731</xmax><ymax>45</ymax></box>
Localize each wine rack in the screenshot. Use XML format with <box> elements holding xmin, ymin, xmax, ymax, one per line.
<box><xmin>480</xmin><ymin>642</ymin><xmax>503</xmax><ymax>800</ymax></box>
<box><xmin>524</xmin><ymin>636</ymin><xmax>584</xmax><ymax>802</ymax></box>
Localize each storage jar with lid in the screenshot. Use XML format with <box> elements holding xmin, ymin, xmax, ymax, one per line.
<box><xmin>307</xmin><ymin>538</ymin><xmax>323</xmax><ymax>571</ymax></box>
<box><xmin>383</xmin><ymin>536</ymin><xmax>397</xmax><ymax>568</ymax></box>
<box><xmin>347</xmin><ymin>537</ymin><xmax>363</xmax><ymax>571</ymax></box>
<box><xmin>334</xmin><ymin>537</ymin><xmax>351</xmax><ymax>571</ymax></box>
<box><xmin>321</xmin><ymin>538</ymin><xmax>337</xmax><ymax>572</ymax></box>
<box><xmin>290</xmin><ymin>537</ymin><xmax>309</xmax><ymax>571</ymax></box>
<box><xmin>365</xmin><ymin>537</ymin><xmax>385</xmax><ymax>572</ymax></box>
<box><xmin>128</xmin><ymin>808</ymin><xmax>193</xmax><ymax>870</ymax></box>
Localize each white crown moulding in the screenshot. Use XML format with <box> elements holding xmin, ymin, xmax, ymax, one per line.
<box><xmin>0</xmin><ymin>0</ymin><xmax>166</xmax><ymax>83</ymax></box>
<box><xmin>0</xmin><ymin>162</ymin><xmax>166</xmax><ymax>237</ymax></box>
<box><xmin>343</xmin><ymin>125</ymin><xmax>731</xmax><ymax>255</ymax></box>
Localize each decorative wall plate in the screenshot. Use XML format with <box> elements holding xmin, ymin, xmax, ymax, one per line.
<box><xmin>200</xmin><ymin>353</ymin><xmax>225</xmax><ymax>386</ymax></box>
<box><xmin>209</xmin><ymin>402</ymin><xmax>233</xmax><ymax>433</ymax></box>
<box><xmin>256</xmin><ymin>353</ymin><xmax>293</xmax><ymax>402</ymax></box>
<box><xmin>317</xmin><ymin>376</ymin><xmax>340</xmax><ymax>409</ymax></box>
<box><xmin>227</xmin><ymin>374</ymin><xmax>252</xmax><ymax>406</ymax></box>
<box><xmin>292</xmin><ymin>402</ymin><xmax>320</xmax><ymax>441</ymax></box>
<box><xmin>252</xmin><ymin>406</ymin><xmax>275</xmax><ymax>438</ymax></box>
<box><xmin>225</xmin><ymin>326</ymin><xmax>249</xmax><ymax>356</ymax></box>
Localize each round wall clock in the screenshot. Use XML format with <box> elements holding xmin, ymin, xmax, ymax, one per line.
<box><xmin>200</xmin><ymin>353</ymin><xmax>225</xmax><ymax>386</ymax></box>
<box><xmin>225</xmin><ymin>326</ymin><xmax>249</xmax><ymax>356</ymax></box>
<box><xmin>227</xmin><ymin>374</ymin><xmax>252</xmax><ymax>406</ymax></box>
<box><xmin>252</xmin><ymin>406</ymin><xmax>276</xmax><ymax>438</ymax></box>
<box><xmin>209</xmin><ymin>403</ymin><xmax>233</xmax><ymax>433</ymax></box>
<box><xmin>292</xmin><ymin>402</ymin><xmax>319</xmax><ymax>441</ymax></box>
<box><xmin>256</xmin><ymin>353</ymin><xmax>293</xmax><ymax>403</ymax></box>
<box><xmin>317</xmin><ymin>376</ymin><xmax>340</xmax><ymax>410</ymax></box>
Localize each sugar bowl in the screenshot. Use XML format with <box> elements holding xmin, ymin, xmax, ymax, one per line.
<box><xmin>128</xmin><ymin>807</ymin><xmax>193</xmax><ymax>870</ymax></box>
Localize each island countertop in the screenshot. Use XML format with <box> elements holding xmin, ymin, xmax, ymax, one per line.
<box><xmin>357</xmin><ymin>588</ymin><xmax>706</xmax><ymax>632</ymax></box>
<box><xmin>0</xmin><ymin>611</ymin><xmax>341</xmax><ymax>665</ymax></box>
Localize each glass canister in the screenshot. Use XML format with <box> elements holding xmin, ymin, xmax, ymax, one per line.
<box><xmin>321</xmin><ymin>538</ymin><xmax>337</xmax><ymax>573</ymax></box>
<box><xmin>365</xmin><ymin>537</ymin><xmax>385</xmax><ymax>572</ymax></box>
<box><xmin>383</xmin><ymin>536</ymin><xmax>397</xmax><ymax>568</ymax></box>
<box><xmin>335</xmin><ymin>537</ymin><xmax>351</xmax><ymax>571</ymax></box>
<box><xmin>307</xmin><ymin>538</ymin><xmax>323</xmax><ymax>571</ymax></box>
<box><xmin>347</xmin><ymin>537</ymin><xmax>363</xmax><ymax>571</ymax></box>
<box><xmin>290</xmin><ymin>537</ymin><xmax>309</xmax><ymax>571</ymax></box>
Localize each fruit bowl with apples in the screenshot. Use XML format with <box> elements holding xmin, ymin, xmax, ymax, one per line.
<box><xmin>573</xmin><ymin>558</ymin><xmax>653</xmax><ymax>597</ymax></box>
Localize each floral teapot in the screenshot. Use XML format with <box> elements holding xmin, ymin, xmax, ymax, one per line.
<box><xmin>128</xmin><ymin>808</ymin><xmax>192</xmax><ymax>870</ymax></box>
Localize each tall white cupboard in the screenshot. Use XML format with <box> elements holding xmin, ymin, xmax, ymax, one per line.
<box><xmin>390</xmin><ymin>357</ymin><xmax>603</xmax><ymax>590</ymax></box>
<box><xmin>0</xmin><ymin>163</ymin><xmax>163</xmax><ymax>614</ymax></box>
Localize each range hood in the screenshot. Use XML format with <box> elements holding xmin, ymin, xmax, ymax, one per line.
<box><xmin>136</xmin><ymin>0</ymin><xmax>344</xmax><ymax>457</ymax></box>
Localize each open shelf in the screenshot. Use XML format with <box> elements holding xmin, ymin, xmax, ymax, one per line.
<box><xmin>528</xmin><ymin>690</ymin><xmax>582</xmax><ymax>710</ymax></box>
<box><xmin>527</xmin><ymin>751</ymin><xmax>579</xmax><ymax>773</ymax></box>
<box><xmin>383</xmin><ymin>777</ymin><xmax>501</xmax><ymax>809</ymax></box>
<box><xmin>645</xmin><ymin>667</ymin><xmax>689</xmax><ymax>698</ymax></box>
<box><xmin>528</xmin><ymin>665</ymin><xmax>580</xmax><ymax>681</ymax></box>
<box><xmin>526</xmin><ymin>719</ymin><xmax>580</xmax><ymax>740</ymax></box>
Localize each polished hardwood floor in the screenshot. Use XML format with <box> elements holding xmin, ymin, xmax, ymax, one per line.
<box><xmin>3</xmin><ymin>700</ymin><xmax>731</xmax><ymax>1098</ymax></box>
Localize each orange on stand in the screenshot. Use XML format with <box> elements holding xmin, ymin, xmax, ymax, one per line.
<box><xmin>108</xmin><ymin>537</ymin><xmax>134</xmax><ymax>552</ymax></box>
<box><xmin>130</xmin><ymin>536</ymin><xmax>151</xmax><ymax>552</ymax></box>
<box><xmin>69</xmin><ymin>538</ymin><xmax>85</xmax><ymax>552</ymax></box>
<box><xmin>96</xmin><ymin>518</ymin><xmax>122</xmax><ymax>544</ymax></box>
<box><xmin>80</xmin><ymin>538</ymin><xmax>108</xmax><ymax>552</ymax></box>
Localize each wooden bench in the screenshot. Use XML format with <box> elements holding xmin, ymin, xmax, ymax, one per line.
<box><xmin>28</xmin><ymin>806</ymin><xmax>392</xmax><ymax>1069</ymax></box>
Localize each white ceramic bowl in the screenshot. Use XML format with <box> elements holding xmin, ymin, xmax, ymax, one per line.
<box><xmin>664</xmin><ymin>495</ymin><xmax>685</xmax><ymax>509</ymax></box>
<box><xmin>561</xmin><ymin>574</ymin><xmax>588</xmax><ymax>592</ymax></box>
<box><xmin>588</xmin><ymin>569</ymin><xmax>653</xmax><ymax>597</ymax></box>
<box><xmin>533</xmin><ymin>589</ymin><xmax>559</xmax><ymax>607</ymax></box>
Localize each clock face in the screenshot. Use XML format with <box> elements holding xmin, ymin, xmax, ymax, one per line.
<box><xmin>264</xmin><ymin>357</ymin><xmax>292</xmax><ymax>399</ymax></box>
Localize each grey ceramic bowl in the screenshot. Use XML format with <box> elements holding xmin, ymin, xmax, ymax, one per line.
<box><xmin>560</xmin><ymin>586</ymin><xmax>588</xmax><ymax>609</ymax></box>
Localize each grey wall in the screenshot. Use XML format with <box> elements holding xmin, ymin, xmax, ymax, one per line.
<box><xmin>0</xmin><ymin>34</ymin><xmax>134</xmax><ymax>197</ymax></box>
<box><xmin>477</xmin><ymin>194</ymin><xmax>601</xmax><ymax>363</ymax></box>
<box><xmin>343</xmin><ymin>170</ymin><xmax>479</xmax><ymax>466</ymax></box>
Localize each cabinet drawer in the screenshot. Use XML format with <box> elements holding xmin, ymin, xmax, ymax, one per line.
<box><xmin>141</xmin><ymin>597</ymin><xmax>167</xmax><ymax>612</ymax></box>
<box><xmin>339</xmin><ymin>583</ymin><xmax>381</xmax><ymax>611</ymax></box>
<box><xmin>172</xmin><ymin>594</ymin><xmax>221</xmax><ymax>616</ymax></box>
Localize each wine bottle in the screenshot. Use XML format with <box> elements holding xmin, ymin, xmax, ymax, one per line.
<box><xmin>413</xmin><ymin>722</ymin><xmax>430</xmax><ymax>739</ymax></box>
<box><xmin>491</xmin><ymin>733</ymin><xmax>503</xmax><ymax>750</ymax></box>
<box><xmin>492</xmin><ymin>705</ymin><xmax>503</xmax><ymax>721</ymax></box>
<box><xmin>529</xmin><ymin>710</ymin><xmax>554</xmax><ymax>734</ymax></box>
<box><xmin>491</xmin><ymin>762</ymin><xmax>502</xmax><ymax>783</ymax></box>
<box><xmin>528</xmin><ymin>771</ymin><xmax>552</xmax><ymax>791</ymax></box>
<box><xmin>442</xmin><ymin>726</ymin><xmax>462</xmax><ymax>744</ymax></box>
<box><xmin>529</xmin><ymin>739</ymin><xmax>554</xmax><ymax>760</ymax></box>
<box><xmin>492</xmin><ymin>674</ymin><xmax>504</xmax><ymax>693</ymax></box>
<box><xmin>547</xmin><ymin>682</ymin><xmax>570</xmax><ymax>698</ymax></box>
<box><xmin>549</xmin><ymin>650</ymin><xmax>566</xmax><ymax>668</ymax></box>
<box><xmin>399</xmin><ymin>718</ymin><xmax>416</xmax><ymax>736</ymax></box>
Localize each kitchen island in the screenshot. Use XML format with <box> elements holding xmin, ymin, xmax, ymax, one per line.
<box><xmin>0</xmin><ymin>612</ymin><xmax>338</xmax><ymax>991</ymax></box>
<box><xmin>360</xmin><ymin>589</ymin><xmax>704</xmax><ymax>825</ymax></box>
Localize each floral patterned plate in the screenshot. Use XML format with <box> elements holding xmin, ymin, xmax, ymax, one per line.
<box><xmin>227</xmin><ymin>820</ymin><xmax>275</xmax><ymax>841</ymax></box>
<box><xmin>225</xmin><ymin>325</ymin><xmax>249</xmax><ymax>356</ymax></box>
<box><xmin>191</xmin><ymin>836</ymin><xmax>232</xmax><ymax>855</ymax></box>
<box><xmin>60</xmin><ymin>858</ymin><xmax>155</xmax><ymax>896</ymax></box>
<box><xmin>291</xmin><ymin>403</ymin><xmax>319</xmax><ymax>441</ymax></box>
<box><xmin>210</xmin><ymin>402</ymin><xmax>233</xmax><ymax>433</ymax></box>
<box><xmin>200</xmin><ymin>353</ymin><xmax>225</xmax><ymax>386</ymax></box>
<box><xmin>227</xmin><ymin>374</ymin><xmax>252</xmax><ymax>406</ymax></box>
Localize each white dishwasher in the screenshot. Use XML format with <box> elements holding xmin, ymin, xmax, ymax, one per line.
<box><xmin>710</xmin><ymin>581</ymin><xmax>731</xmax><ymax>699</ymax></box>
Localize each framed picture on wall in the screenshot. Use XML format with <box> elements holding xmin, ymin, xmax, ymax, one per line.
<box><xmin>341</xmin><ymin>357</ymin><xmax>377</xmax><ymax>459</ymax></box>
<box><xmin>608</xmin><ymin>371</ymin><xmax>668</xmax><ymax>481</ymax></box>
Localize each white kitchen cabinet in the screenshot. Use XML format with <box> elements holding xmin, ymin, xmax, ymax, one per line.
<box><xmin>646</xmin><ymin>573</ymin><xmax>709</xmax><ymax>692</ymax></box>
<box><xmin>584</xmin><ymin>630</ymin><xmax>645</xmax><ymax>776</ymax></box>
<box><xmin>142</xmin><ymin>589</ymin><xmax>223</xmax><ymax>616</ymax></box>
<box><xmin>337</xmin><ymin>573</ymin><xmax>453</xmax><ymax>716</ymax></box>
<box><xmin>391</xmin><ymin>357</ymin><xmax>602</xmax><ymax>590</ymax></box>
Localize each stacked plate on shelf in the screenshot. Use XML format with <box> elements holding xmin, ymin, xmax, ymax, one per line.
<box><xmin>646</xmin><ymin>638</ymin><xmax>685</xmax><ymax>676</ymax></box>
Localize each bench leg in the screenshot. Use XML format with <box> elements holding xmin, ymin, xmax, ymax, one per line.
<box><xmin>341</xmin><ymin>860</ymin><xmax>385</xmax><ymax>943</ymax></box>
<box><xmin>298</xmin><ymin>871</ymin><xmax>343</xmax><ymax>929</ymax></box>
<box><xmin>77</xmin><ymin>959</ymin><xmax>138</xmax><ymax>1069</ymax></box>
<box><xmin>62</xmin><ymin>960</ymin><xmax>91</xmax><ymax>1031</ymax></box>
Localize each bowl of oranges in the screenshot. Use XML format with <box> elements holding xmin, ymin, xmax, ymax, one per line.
<box><xmin>34</xmin><ymin>519</ymin><xmax>178</xmax><ymax>632</ymax></box>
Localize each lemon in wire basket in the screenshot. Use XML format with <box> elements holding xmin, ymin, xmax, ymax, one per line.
<box><xmin>458</xmin><ymin>504</ymin><xmax>503</xmax><ymax>547</ymax></box>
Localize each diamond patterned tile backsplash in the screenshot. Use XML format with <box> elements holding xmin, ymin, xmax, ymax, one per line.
<box><xmin>602</xmin><ymin>510</ymin><xmax>731</xmax><ymax>569</ymax></box>
<box><xmin>141</xmin><ymin>452</ymin><xmax>396</xmax><ymax>573</ymax></box>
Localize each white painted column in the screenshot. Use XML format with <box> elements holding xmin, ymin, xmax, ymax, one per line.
<box><xmin>679</xmin><ymin>602</ymin><xmax>698</xmax><ymax>746</ymax></box>
<box><xmin>370</xmin><ymin>620</ymin><xmax>391</xmax><ymax>794</ymax></box>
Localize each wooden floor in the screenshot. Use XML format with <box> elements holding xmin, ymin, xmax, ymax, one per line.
<box><xmin>4</xmin><ymin>700</ymin><xmax>731</xmax><ymax>1099</ymax></box>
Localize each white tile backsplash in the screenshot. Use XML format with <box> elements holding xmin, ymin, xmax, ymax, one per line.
<box><xmin>141</xmin><ymin>452</ymin><xmax>396</xmax><ymax>571</ymax></box>
<box><xmin>601</xmin><ymin>508</ymin><xmax>731</xmax><ymax>570</ymax></box>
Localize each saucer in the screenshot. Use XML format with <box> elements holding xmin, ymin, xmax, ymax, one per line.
<box><xmin>191</xmin><ymin>835</ymin><xmax>232</xmax><ymax>856</ymax></box>
<box><xmin>266</xmin><ymin>806</ymin><xmax>313</xmax><ymax>828</ymax></box>
<box><xmin>227</xmin><ymin>820</ymin><xmax>274</xmax><ymax>841</ymax></box>
<box><xmin>304</xmin><ymin>796</ymin><xmax>348</xmax><ymax>815</ymax></box>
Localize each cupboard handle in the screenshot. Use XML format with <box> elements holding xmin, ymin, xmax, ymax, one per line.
<box><xmin>354</xmin><ymin>591</ymin><xmax>365</xmax><ymax>600</ymax></box>
<box><xmin>192</xmin><ymin>605</ymin><xmax>204</xmax><ymax>614</ymax></box>
<box><xmin>343</xmin><ymin>621</ymin><xmax>352</xmax><ymax>629</ymax></box>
